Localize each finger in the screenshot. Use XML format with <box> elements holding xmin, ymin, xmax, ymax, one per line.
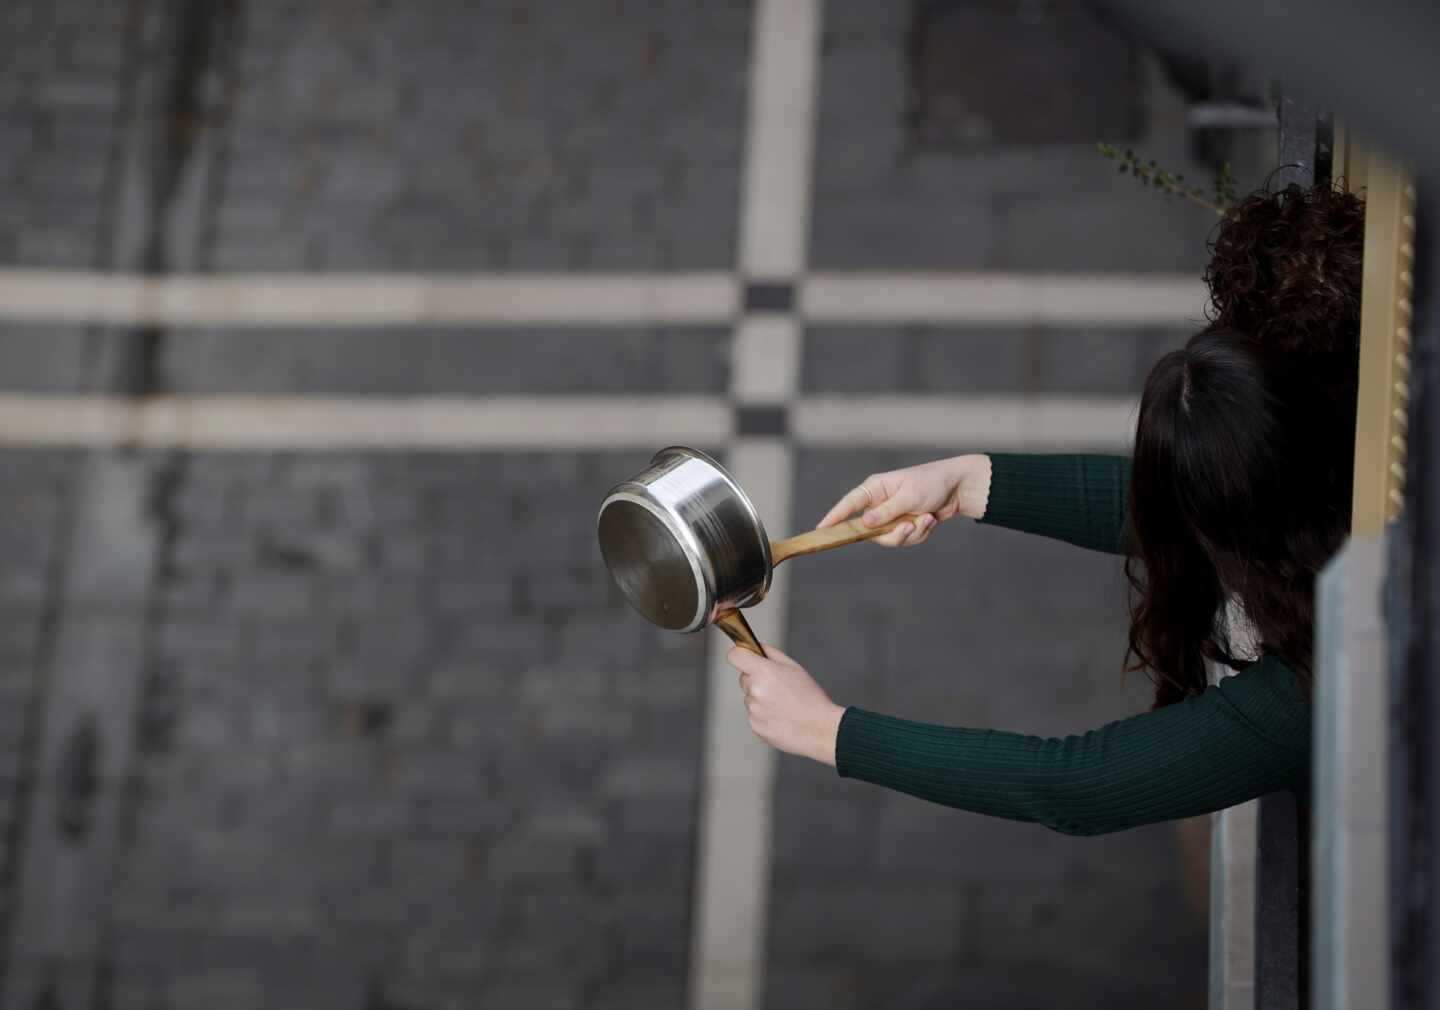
<box><xmin>862</xmin><ymin>488</ymin><xmax>915</xmax><ymax>528</ymax></box>
<box><xmin>816</xmin><ymin>497</ymin><xmax>856</xmax><ymax>529</ymax></box>
<box><xmin>875</xmin><ymin>519</ymin><xmax>916</xmax><ymax>543</ymax></box>
<box><xmin>818</xmin><ymin>476</ymin><xmax>884</xmax><ymax>528</ymax></box>
<box><xmin>729</xmin><ymin>647</ymin><xmax>789</xmax><ymax>681</ymax></box>
<box><xmin>738</xmin><ymin>671</ymin><xmax>752</xmax><ymax>694</ymax></box>
<box><xmin>727</xmin><ymin>646</ymin><xmax>768</xmax><ymax>674</ymax></box>
<box><xmin>871</xmin><ymin>524</ymin><xmax>912</xmax><ymax>548</ymax></box>
<box><xmin>901</xmin><ymin>514</ymin><xmax>935</xmax><ymax>546</ymax></box>
<box><xmin>757</xmin><ymin>645</ymin><xmax>801</xmax><ymax>669</ymax></box>
<box><xmin>899</xmin><ymin>515</ymin><xmax>924</xmax><ymax>545</ymax></box>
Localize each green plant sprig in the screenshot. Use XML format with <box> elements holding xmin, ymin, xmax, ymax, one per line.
<box><xmin>1097</xmin><ymin>142</ymin><xmax>1233</xmax><ymax>216</ymax></box>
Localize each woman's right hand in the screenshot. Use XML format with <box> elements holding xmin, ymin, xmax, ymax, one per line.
<box><xmin>817</xmin><ymin>454</ymin><xmax>992</xmax><ymax>548</ymax></box>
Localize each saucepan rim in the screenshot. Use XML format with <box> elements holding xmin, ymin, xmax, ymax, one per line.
<box><xmin>597</xmin><ymin>445</ymin><xmax>774</xmax><ymax>633</ymax></box>
<box><xmin>598</xmin><ymin>486</ymin><xmax>714</xmax><ymax>632</ymax></box>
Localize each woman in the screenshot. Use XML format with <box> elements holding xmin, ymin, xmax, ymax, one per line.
<box><xmin>726</xmin><ymin>182</ymin><xmax>1364</xmax><ymax>836</ymax></box>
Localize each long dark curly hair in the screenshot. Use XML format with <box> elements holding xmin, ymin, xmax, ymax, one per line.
<box><xmin>1204</xmin><ymin>182</ymin><xmax>1367</xmax><ymax>354</ymax></box>
<box><xmin>1125</xmin><ymin>183</ymin><xmax>1366</xmax><ymax>707</ymax></box>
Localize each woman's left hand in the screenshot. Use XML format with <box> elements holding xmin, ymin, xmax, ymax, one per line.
<box><xmin>725</xmin><ymin>645</ymin><xmax>846</xmax><ymax>767</ymax></box>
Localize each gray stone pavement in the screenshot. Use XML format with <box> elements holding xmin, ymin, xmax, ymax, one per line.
<box><xmin>0</xmin><ymin>1</ymin><xmax>1265</xmax><ymax>1007</ymax></box>
<box><xmin>803</xmin><ymin>324</ymin><xmax>1193</xmax><ymax>394</ymax></box>
<box><xmin>101</xmin><ymin>449</ymin><xmax>712</xmax><ymax>1010</ymax></box>
<box><xmin>0</xmin><ymin>451</ymin><xmax>77</xmax><ymax>975</ymax></box>
<box><xmin>0</xmin><ymin>322</ymin><xmax>734</xmax><ymax>395</ymax></box>
<box><xmin>215</xmin><ymin>0</ymin><xmax>749</xmax><ymax>271</ymax></box>
<box><xmin>159</xmin><ymin>326</ymin><xmax>732</xmax><ymax>394</ymax></box>
<box><xmin>0</xmin><ymin>324</ymin><xmax>95</xmax><ymax>392</ymax></box>
<box><xmin>811</xmin><ymin>0</ymin><xmax>1269</xmax><ymax>272</ymax></box>
<box><xmin>0</xmin><ymin>1</ymin><xmax>127</xmax><ymax>268</ymax></box>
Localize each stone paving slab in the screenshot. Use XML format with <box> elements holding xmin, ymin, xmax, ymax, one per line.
<box><xmin>802</xmin><ymin>325</ymin><xmax>1194</xmax><ymax>395</ymax></box>
<box><xmin>0</xmin><ymin>324</ymin><xmax>98</xmax><ymax>391</ymax></box>
<box><xmin>0</xmin><ymin>321</ymin><xmax>741</xmax><ymax>410</ymax></box>
<box><xmin>0</xmin><ymin>0</ymin><xmax>125</xmax><ymax>268</ymax></box>
<box><xmin>159</xmin><ymin>326</ymin><xmax>732</xmax><ymax>394</ymax></box>
<box><xmin>0</xmin><ymin>451</ymin><xmax>77</xmax><ymax>993</ymax></box>
<box><xmin>210</xmin><ymin>0</ymin><xmax>750</xmax><ymax>272</ymax></box>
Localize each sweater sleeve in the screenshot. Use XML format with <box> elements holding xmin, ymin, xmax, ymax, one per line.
<box><xmin>836</xmin><ymin>655</ymin><xmax>1310</xmax><ymax>836</ymax></box>
<box><xmin>978</xmin><ymin>453</ymin><xmax>1132</xmax><ymax>555</ymax></box>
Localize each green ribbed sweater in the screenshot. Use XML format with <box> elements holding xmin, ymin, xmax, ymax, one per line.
<box><xmin>835</xmin><ymin>453</ymin><xmax>1312</xmax><ymax>836</ymax></box>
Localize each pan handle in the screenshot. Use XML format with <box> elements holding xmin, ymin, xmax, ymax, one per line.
<box><xmin>769</xmin><ymin>514</ymin><xmax>926</xmax><ymax>566</ymax></box>
<box><xmin>714</xmin><ymin>609</ymin><xmax>765</xmax><ymax>657</ymax></box>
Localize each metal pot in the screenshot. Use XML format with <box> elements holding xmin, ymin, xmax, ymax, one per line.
<box><xmin>597</xmin><ymin>446</ymin><xmax>916</xmax><ymax>656</ymax></box>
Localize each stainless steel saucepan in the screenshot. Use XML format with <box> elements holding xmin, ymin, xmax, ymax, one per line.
<box><xmin>596</xmin><ymin>446</ymin><xmax>919</xmax><ymax>656</ymax></box>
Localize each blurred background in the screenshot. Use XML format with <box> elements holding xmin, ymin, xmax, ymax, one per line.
<box><xmin>0</xmin><ymin>0</ymin><xmax>1280</xmax><ymax>1008</ymax></box>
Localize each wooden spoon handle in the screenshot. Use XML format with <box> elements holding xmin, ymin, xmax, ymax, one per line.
<box><xmin>769</xmin><ymin>514</ymin><xmax>926</xmax><ymax>566</ymax></box>
<box><xmin>714</xmin><ymin>609</ymin><xmax>765</xmax><ymax>657</ymax></box>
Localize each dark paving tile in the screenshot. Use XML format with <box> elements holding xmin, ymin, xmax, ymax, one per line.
<box><xmin>210</xmin><ymin>0</ymin><xmax>750</xmax><ymax>271</ymax></box>
<box><xmin>161</xmin><ymin>327</ymin><xmax>731</xmax><ymax>395</ymax></box>
<box><xmin>804</xmin><ymin>326</ymin><xmax>1199</xmax><ymax>397</ymax></box>
<box><xmin>0</xmin><ymin>0</ymin><xmax>126</xmax><ymax>269</ymax></box>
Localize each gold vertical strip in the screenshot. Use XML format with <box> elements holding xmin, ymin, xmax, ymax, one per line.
<box><xmin>1351</xmin><ymin>145</ymin><xmax>1416</xmax><ymax>534</ymax></box>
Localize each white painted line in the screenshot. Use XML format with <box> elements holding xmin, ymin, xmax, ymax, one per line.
<box><xmin>691</xmin><ymin>1</ymin><xmax>821</xmax><ymax>1007</ymax></box>
<box><xmin>802</xmin><ymin>271</ymin><xmax>1209</xmax><ymax>326</ymax></box>
<box><xmin>0</xmin><ymin>270</ymin><xmax>739</xmax><ymax>326</ymax></box>
<box><xmin>0</xmin><ymin>395</ymin><xmax>733</xmax><ymax>449</ymax></box>
<box><xmin>737</xmin><ymin>0</ymin><xmax>821</xmax><ymax>279</ymax></box>
<box><xmin>0</xmin><ymin>394</ymin><xmax>1138</xmax><ymax>450</ymax></box>
<box><xmin>792</xmin><ymin>395</ymin><xmax>1137</xmax><ymax>450</ymax></box>
<box><xmin>0</xmin><ymin>394</ymin><xmax>1137</xmax><ymax>451</ymax></box>
<box><xmin>690</xmin><ymin>440</ymin><xmax>790</xmax><ymax>1010</ymax></box>
<box><xmin>732</xmin><ymin>315</ymin><xmax>802</xmax><ymax>404</ymax></box>
<box><xmin>0</xmin><ymin>267</ymin><xmax>1211</xmax><ymax>328</ymax></box>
